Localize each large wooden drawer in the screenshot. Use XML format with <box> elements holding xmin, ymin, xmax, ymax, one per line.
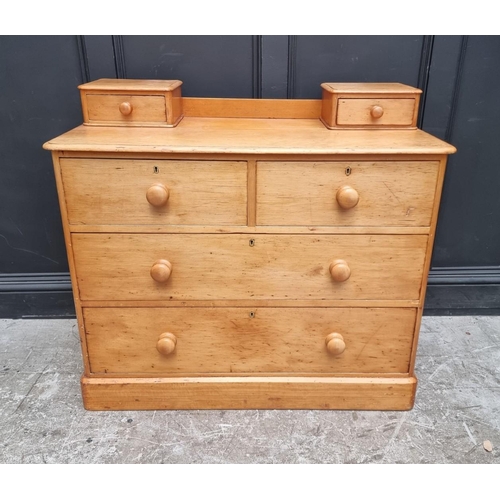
<box><xmin>60</xmin><ymin>158</ymin><xmax>247</xmax><ymax>226</ymax></box>
<box><xmin>73</xmin><ymin>233</ymin><xmax>427</xmax><ymax>301</ymax></box>
<box><xmin>84</xmin><ymin>307</ymin><xmax>416</xmax><ymax>375</ymax></box>
<box><xmin>257</xmin><ymin>161</ymin><xmax>439</xmax><ymax>227</ymax></box>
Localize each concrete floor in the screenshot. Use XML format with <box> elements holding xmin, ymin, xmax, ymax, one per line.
<box><xmin>0</xmin><ymin>316</ymin><xmax>499</xmax><ymax>464</ymax></box>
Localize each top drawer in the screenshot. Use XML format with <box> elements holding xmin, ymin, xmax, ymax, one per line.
<box><xmin>60</xmin><ymin>158</ymin><xmax>248</xmax><ymax>227</ymax></box>
<box><xmin>79</xmin><ymin>79</ymin><xmax>183</xmax><ymax>127</ymax></box>
<box><xmin>321</xmin><ymin>82</ymin><xmax>421</xmax><ymax>129</ymax></box>
<box><xmin>257</xmin><ymin>161</ymin><xmax>439</xmax><ymax>227</ymax></box>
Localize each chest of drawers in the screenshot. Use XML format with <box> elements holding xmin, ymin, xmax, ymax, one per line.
<box><xmin>44</xmin><ymin>79</ymin><xmax>455</xmax><ymax>411</ymax></box>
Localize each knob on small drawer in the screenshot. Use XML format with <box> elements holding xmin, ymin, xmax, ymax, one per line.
<box><xmin>150</xmin><ymin>259</ymin><xmax>172</xmax><ymax>283</ymax></box>
<box><xmin>146</xmin><ymin>184</ymin><xmax>170</xmax><ymax>207</ymax></box>
<box><xmin>119</xmin><ymin>101</ymin><xmax>133</xmax><ymax>116</ymax></box>
<box><xmin>157</xmin><ymin>332</ymin><xmax>177</xmax><ymax>355</ymax></box>
<box><xmin>336</xmin><ymin>186</ymin><xmax>359</xmax><ymax>209</ymax></box>
<box><xmin>325</xmin><ymin>333</ymin><xmax>346</xmax><ymax>356</ymax></box>
<box><xmin>329</xmin><ymin>259</ymin><xmax>351</xmax><ymax>282</ymax></box>
<box><xmin>370</xmin><ymin>105</ymin><xmax>384</xmax><ymax>119</ymax></box>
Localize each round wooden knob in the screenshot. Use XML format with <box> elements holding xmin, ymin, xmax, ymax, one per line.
<box><xmin>119</xmin><ymin>101</ymin><xmax>133</xmax><ymax>116</ymax></box>
<box><xmin>146</xmin><ymin>184</ymin><xmax>170</xmax><ymax>207</ymax></box>
<box><xmin>325</xmin><ymin>333</ymin><xmax>346</xmax><ymax>356</ymax></box>
<box><xmin>336</xmin><ymin>186</ymin><xmax>359</xmax><ymax>209</ymax></box>
<box><xmin>370</xmin><ymin>105</ymin><xmax>384</xmax><ymax>119</ymax></box>
<box><xmin>157</xmin><ymin>332</ymin><xmax>177</xmax><ymax>356</ymax></box>
<box><xmin>329</xmin><ymin>259</ymin><xmax>351</xmax><ymax>282</ymax></box>
<box><xmin>150</xmin><ymin>259</ymin><xmax>172</xmax><ymax>283</ymax></box>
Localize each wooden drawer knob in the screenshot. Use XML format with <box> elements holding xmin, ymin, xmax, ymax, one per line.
<box><xmin>119</xmin><ymin>101</ymin><xmax>133</xmax><ymax>116</ymax></box>
<box><xmin>325</xmin><ymin>333</ymin><xmax>346</xmax><ymax>356</ymax></box>
<box><xmin>157</xmin><ymin>332</ymin><xmax>177</xmax><ymax>356</ymax></box>
<box><xmin>370</xmin><ymin>105</ymin><xmax>384</xmax><ymax>119</ymax></box>
<box><xmin>146</xmin><ymin>184</ymin><xmax>170</xmax><ymax>207</ymax></box>
<box><xmin>150</xmin><ymin>259</ymin><xmax>172</xmax><ymax>283</ymax></box>
<box><xmin>336</xmin><ymin>186</ymin><xmax>359</xmax><ymax>209</ymax></box>
<box><xmin>329</xmin><ymin>259</ymin><xmax>351</xmax><ymax>282</ymax></box>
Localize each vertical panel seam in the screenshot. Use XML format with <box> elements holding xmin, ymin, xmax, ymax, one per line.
<box><xmin>111</xmin><ymin>35</ymin><xmax>127</xmax><ymax>79</ymax></box>
<box><xmin>287</xmin><ymin>35</ymin><xmax>297</xmax><ymax>99</ymax></box>
<box><xmin>252</xmin><ymin>36</ymin><xmax>263</xmax><ymax>98</ymax></box>
<box><xmin>445</xmin><ymin>35</ymin><xmax>468</xmax><ymax>143</ymax></box>
<box><xmin>76</xmin><ymin>35</ymin><xmax>91</xmax><ymax>83</ymax></box>
<box><xmin>417</xmin><ymin>35</ymin><xmax>435</xmax><ymax>129</ymax></box>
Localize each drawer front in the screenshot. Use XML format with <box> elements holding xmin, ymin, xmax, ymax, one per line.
<box><xmin>257</xmin><ymin>161</ymin><xmax>438</xmax><ymax>227</ymax></box>
<box><xmin>60</xmin><ymin>159</ymin><xmax>247</xmax><ymax>226</ymax></box>
<box><xmin>84</xmin><ymin>307</ymin><xmax>416</xmax><ymax>375</ymax></box>
<box><xmin>85</xmin><ymin>94</ymin><xmax>167</xmax><ymax>124</ymax></box>
<box><xmin>337</xmin><ymin>98</ymin><xmax>416</xmax><ymax>127</ymax></box>
<box><xmin>73</xmin><ymin>234</ymin><xmax>427</xmax><ymax>301</ymax></box>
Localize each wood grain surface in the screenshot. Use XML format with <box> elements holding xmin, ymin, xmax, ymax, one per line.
<box><xmin>84</xmin><ymin>307</ymin><xmax>416</xmax><ymax>375</ymax></box>
<box><xmin>60</xmin><ymin>158</ymin><xmax>247</xmax><ymax>226</ymax></box>
<box><xmin>72</xmin><ymin>233</ymin><xmax>428</xmax><ymax>301</ymax></box>
<box><xmin>257</xmin><ymin>161</ymin><xmax>439</xmax><ymax>227</ymax></box>
<box><xmin>81</xmin><ymin>375</ymin><xmax>417</xmax><ymax>410</ymax></box>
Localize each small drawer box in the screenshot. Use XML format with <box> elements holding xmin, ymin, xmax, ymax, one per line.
<box><xmin>79</xmin><ymin>78</ymin><xmax>183</xmax><ymax>127</ymax></box>
<box><xmin>321</xmin><ymin>83</ymin><xmax>421</xmax><ymax>129</ymax></box>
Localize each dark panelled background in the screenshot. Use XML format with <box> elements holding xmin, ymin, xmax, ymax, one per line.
<box><xmin>1</xmin><ymin>35</ymin><xmax>499</xmax><ymax>317</ymax></box>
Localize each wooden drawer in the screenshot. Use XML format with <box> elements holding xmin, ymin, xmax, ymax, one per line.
<box><xmin>73</xmin><ymin>234</ymin><xmax>427</xmax><ymax>301</ymax></box>
<box><xmin>336</xmin><ymin>98</ymin><xmax>416</xmax><ymax>127</ymax></box>
<box><xmin>60</xmin><ymin>158</ymin><xmax>247</xmax><ymax>226</ymax></box>
<box><xmin>84</xmin><ymin>307</ymin><xmax>416</xmax><ymax>375</ymax></box>
<box><xmin>85</xmin><ymin>94</ymin><xmax>168</xmax><ymax>124</ymax></box>
<box><xmin>257</xmin><ymin>161</ymin><xmax>438</xmax><ymax>227</ymax></box>
<box><xmin>79</xmin><ymin>79</ymin><xmax>183</xmax><ymax>127</ymax></box>
<box><xmin>320</xmin><ymin>83</ymin><xmax>421</xmax><ymax>129</ymax></box>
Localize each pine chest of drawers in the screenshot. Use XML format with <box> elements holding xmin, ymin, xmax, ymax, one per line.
<box><xmin>44</xmin><ymin>80</ymin><xmax>455</xmax><ymax>411</ymax></box>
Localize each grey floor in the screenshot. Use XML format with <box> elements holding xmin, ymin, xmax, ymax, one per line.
<box><xmin>1</xmin><ymin>316</ymin><xmax>499</xmax><ymax>464</ymax></box>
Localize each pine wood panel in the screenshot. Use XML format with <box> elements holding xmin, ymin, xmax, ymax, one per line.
<box><xmin>79</xmin><ymin>79</ymin><xmax>183</xmax><ymax>92</ymax></box>
<box><xmin>321</xmin><ymin>83</ymin><xmax>422</xmax><ymax>94</ymax></box>
<box><xmin>257</xmin><ymin>161</ymin><xmax>439</xmax><ymax>227</ymax></box>
<box><xmin>81</xmin><ymin>299</ymin><xmax>420</xmax><ymax>308</ymax></box>
<box><xmin>72</xmin><ymin>233</ymin><xmax>428</xmax><ymax>301</ymax></box>
<box><xmin>81</xmin><ymin>375</ymin><xmax>417</xmax><ymax>410</ymax></box>
<box><xmin>60</xmin><ymin>158</ymin><xmax>247</xmax><ymax>226</ymax></box>
<box><xmin>42</xmin><ymin>119</ymin><xmax>457</xmax><ymax>155</ymax></box>
<box><xmin>68</xmin><ymin>224</ymin><xmax>430</xmax><ymax>235</ymax></box>
<box><xmin>182</xmin><ymin>97</ymin><xmax>322</xmax><ymax>118</ymax></box>
<box><xmin>84</xmin><ymin>307</ymin><xmax>416</xmax><ymax>375</ymax></box>
<box><xmin>51</xmin><ymin>153</ymin><xmax>91</xmax><ymax>375</ymax></box>
<box><xmin>86</xmin><ymin>94</ymin><xmax>167</xmax><ymax>124</ymax></box>
<box><xmin>337</xmin><ymin>99</ymin><xmax>416</xmax><ymax>127</ymax></box>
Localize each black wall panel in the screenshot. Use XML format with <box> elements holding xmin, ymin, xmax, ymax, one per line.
<box><xmin>431</xmin><ymin>36</ymin><xmax>500</xmax><ymax>267</ymax></box>
<box><xmin>121</xmin><ymin>36</ymin><xmax>257</xmax><ymax>98</ymax></box>
<box><xmin>292</xmin><ymin>36</ymin><xmax>425</xmax><ymax>98</ymax></box>
<box><xmin>1</xmin><ymin>35</ymin><xmax>499</xmax><ymax>317</ymax></box>
<box><xmin>0</xmin><ymin>36</ymin><xmax>83</xmax><ymax>274</ymax></box>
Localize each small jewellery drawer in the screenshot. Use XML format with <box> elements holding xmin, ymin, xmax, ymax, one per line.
<box><xmin>85</xmin><ymin>94</ymin><xmax>168</xmax><ymax>125</ymax></box>
<box><xmin>257</xmin><ymin>161</ymin><xmax>439</xmax><ymax>227</ymax></box>
<box><xmin>72</xmin><ymin>234</ymin><xmax>428</xmax><ymax>301</ymax></box>
<box><xmin>79</xmin><ymin>79</ymin><xmax>183</xmax><ymax>127</ymax></box>
<box><xmin>320</xmin><ymin>82</ymin><xmax>421</xmax><ymax>129</ymax></box>
<box><xmin>336</xmin><ymin>98</ymin><xmax>416</xmax><ymax>127</ymax></box>
<box><xmin>84</xmin><ymin>307</ymin><xmax>416</xmax><ymax>375</ymax></box>
<box><xmin>60</xmin><ymin>159</ymin><xmax>247</xmax><ymax>226</ymax></box>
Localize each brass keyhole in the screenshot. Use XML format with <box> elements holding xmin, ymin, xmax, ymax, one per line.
<box><xmin>345</xmin><ymin>167</ymin><xmax>352</xmax><ymax>176</ymax></box>
<box><xmin>249</xmin><ymin>311</ymin><xmax>255</xmax><ymax>318</ymax></box>
<box><xmin>153</xmin><ymin>166</ymin><xmax>159</xmax><ymax>174</ymax></box>
<box><xmin>249</xmin><ymin>239</ymin><xmax>255</xmax><ymax>247</ymax></box>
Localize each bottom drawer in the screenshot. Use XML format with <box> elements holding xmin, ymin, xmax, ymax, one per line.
<box><xmin>84</xmin><ymin>307</ymin><xmax>416</xmax><ymax>376</ymax></box>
